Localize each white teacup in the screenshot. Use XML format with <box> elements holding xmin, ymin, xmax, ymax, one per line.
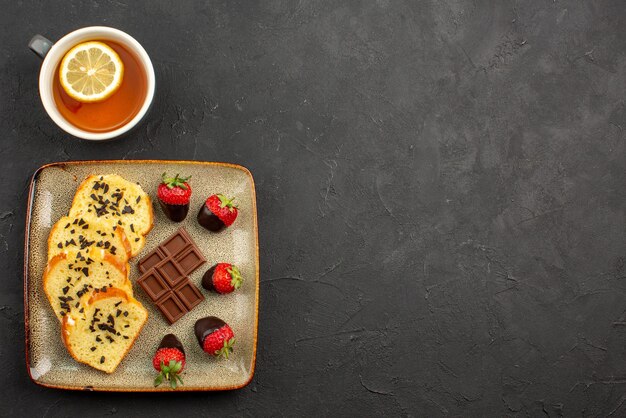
<box><xmin>29</xmin><ymin>27</ymin><xmax>156</xmax><ymax>141</ymax></box>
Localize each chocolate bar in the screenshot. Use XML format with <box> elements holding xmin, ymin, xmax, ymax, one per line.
<box><xmin>137</xmin><ymin>227</ymin><xmax>206</xmax><ymax>324</ymax></box>
<box><xmin>138</xmin><ymin>227</ymin><xmax>205</xmax><ymax>275</ymax></box>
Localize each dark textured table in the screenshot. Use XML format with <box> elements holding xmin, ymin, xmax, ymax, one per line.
<box><xmin>2</xmin><ymin>1</ymin><xmax>626</xmax><ymax>416</ymax></box>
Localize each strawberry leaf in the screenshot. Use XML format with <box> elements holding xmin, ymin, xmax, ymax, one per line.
<box><xmin>162</xmin><ymin>173</ymin><xmax>191</xmax><ymax>189</ymax></box>
<box><xmin>217</xmin><ymin>194</ymin><xmax>237</xmax><ymax>209</ymax></box>
<box><xmin>216</xmin><ymin>337</ymin><xmax>236</xmax><ymax>359</ymax></box>
<box><xmin>228</xmin><ymin>265</ymin><xmax>243</xmax><ymax>289</ymax></box>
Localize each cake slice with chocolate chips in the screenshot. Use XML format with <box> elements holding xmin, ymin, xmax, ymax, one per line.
<box><xmin>69</xmin><ymin>174</ymin><xmax>153</xmax><ymax>257</ymax></box>
<box><xmin>47</xmin><ymin>215</ymin><xmax>131</xmax><ymax>262</ymax></box>
<box><xmin>62</xmin><ymin>287</ymin><xmax>148</xmax><ymax>373</ymax></box>
<box><xmin>43</xmin><ymin>248</ymin><xmax>133</xmax><ymax>321</ymax></box>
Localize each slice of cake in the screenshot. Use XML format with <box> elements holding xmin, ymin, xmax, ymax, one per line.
<box><xmin>44</xmin><ymin>248</ymin><xmax>132</xmax><ymax>321</ymax></box>
<box><xmin>47</xmin><ymin>216</ymin><xmax>131</xmax><ymax>262</ymax></box>
<box><xmin>61</xmin><ymin>287</ymin><xmax>148</xmax><ymax>373</ymax></box>
<box><xmin>69</xmin><ymin>174</ymin><xmax>153</xmax><ymax>256</ymax></box>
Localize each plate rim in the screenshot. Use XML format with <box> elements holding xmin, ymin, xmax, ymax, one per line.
<box><xmin>24</xmin><ymin>159</ymin><xmax>259</xmax><ymax>392</ymax></box>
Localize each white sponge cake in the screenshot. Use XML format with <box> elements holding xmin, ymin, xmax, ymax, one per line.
<box><xmin>47</xmin><ymin>215</ymin><xmax>131</xmax><ymax>262</ymax></box>
<box><xmin>69</xmin><ymin>174</ymin><xmax>153</xmax><ymax>256</ymax></box>
<box><xmin>45</xmin><ymin>173</ymin><xmax>153</xmax><ymax>374</ymax></box>
<box><xmin>44</xmin><ymin>249</ymin><xmax>132</xmax><ymax>321</ymax></box>
<box><xmin>62</xmin><ymin>287</ymin><xmax>148</xmax><ymax>374</ymax></box>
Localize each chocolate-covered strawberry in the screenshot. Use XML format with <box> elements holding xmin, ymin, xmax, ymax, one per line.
<box><xmin>202</xmin><ymin>263</ymin><xmax>242</xmax><ymax>294</ymax></box>
<box><xmin>197</xmin><ymin>194</ymin><xmax>238</xmax><ymax>232</ymax></box>
<box><xmin>195</xmin><ymin>316</ymin><xmax>235</xmax><ymax>359</ymax></box>
<box><xmin>153</xmin><ymin>334</ymin><xmax>185</xmax><ymax>389</ymax></box>
<box><xmin>158</xmin><ymin>173</ymin><xmax>191</xmax><ymax>222</ymax></box>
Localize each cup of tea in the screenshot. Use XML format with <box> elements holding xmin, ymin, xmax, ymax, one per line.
<box><xmin>29</xmin><ymin>26</ymin><xmax>155</xmax><ymax>141</ymax></box>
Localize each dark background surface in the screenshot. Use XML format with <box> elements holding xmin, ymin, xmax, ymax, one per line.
<box><xmin>1</xmin><ymin>1</ymin><xmax>625</xmax><ymax>416</ymax></box>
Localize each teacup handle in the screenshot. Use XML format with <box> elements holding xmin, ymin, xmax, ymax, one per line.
<box><xmin>29</xmin><ymin>35</ymin><xmax>53</xmax><ymax>59</ymax></box>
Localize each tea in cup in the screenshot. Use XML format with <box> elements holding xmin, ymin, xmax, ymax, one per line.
<box><xmin>29</xmin><ymin>27</ymin><xmax>155</xmax><ymax>141</ymax></box>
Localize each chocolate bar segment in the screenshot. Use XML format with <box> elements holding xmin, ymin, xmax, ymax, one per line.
<box><xmin>157</xmin><ymin>292</ymin><xmax>187</xmax><ymax>324</ymax></box>
<box><xmin>138</xmin><ymin>248</ymin><xmax>168</xmax><ymax>273</ymax></box>
<box><xmin>161</xmin><ymin>230</ymin><xmax>192</xmax><ymax>256</ymax></box>
<box><xmin>175</xmin><ymin>280</ymin><xmax>204</xmax><ymax>311</ymax></box>
<box><xmin>137</xmin><ymin>270</ymin><xmax>169</xmax><ymax>301</ymax></box>
<box><xmin>156</xmin><ymin>259</ymin><xmax>186</xmax><ymax>287</ymax></box>
<box><xmin>175</xmin><ymin>247</ymin><xmax>206</xmax><ymax>275</ymax></box>
<box><xmin>136</xmin><ymin>227</ymin><xmax>207</xmax><ymax>324</ymax></box>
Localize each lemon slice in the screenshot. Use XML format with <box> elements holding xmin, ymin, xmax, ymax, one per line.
<box><xmin>59</xmin><ymin>41</ymin><xmax>124</xmax><ymax>103</ymax></box>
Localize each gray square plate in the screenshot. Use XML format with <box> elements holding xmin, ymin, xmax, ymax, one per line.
<box><xmin>24</xmin><ymin>160</ymin><xmax>259</xmax><ymax>391</ymax></box>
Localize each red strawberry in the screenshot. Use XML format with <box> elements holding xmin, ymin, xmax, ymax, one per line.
<box><xmin>197</xmin><ymin>194</ymin><xmax>238</xmax><ymax>232</ymax></box>
<box><xmin>208</xmin><ymin>194</ymin><xmax>238</xmax><ymax>225</ymax></box>
<box><xmin>202</xmin><ymin>263</ymin><xmax>242</xmax><ymax>294</ymax></box>
<box><xmin>152</xmin><ymin>347</ymin><xmax>185</xmax><ymax>389</ymax></box>
<box><xmin>157</xmin><ymin>173</ymin><xmax>191</xmax><ymax>222</ymax></box>
<box><xmin>195</xmin><ymin>317</ymin><xmax>235</xmax><ymax>359</ymax></box>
